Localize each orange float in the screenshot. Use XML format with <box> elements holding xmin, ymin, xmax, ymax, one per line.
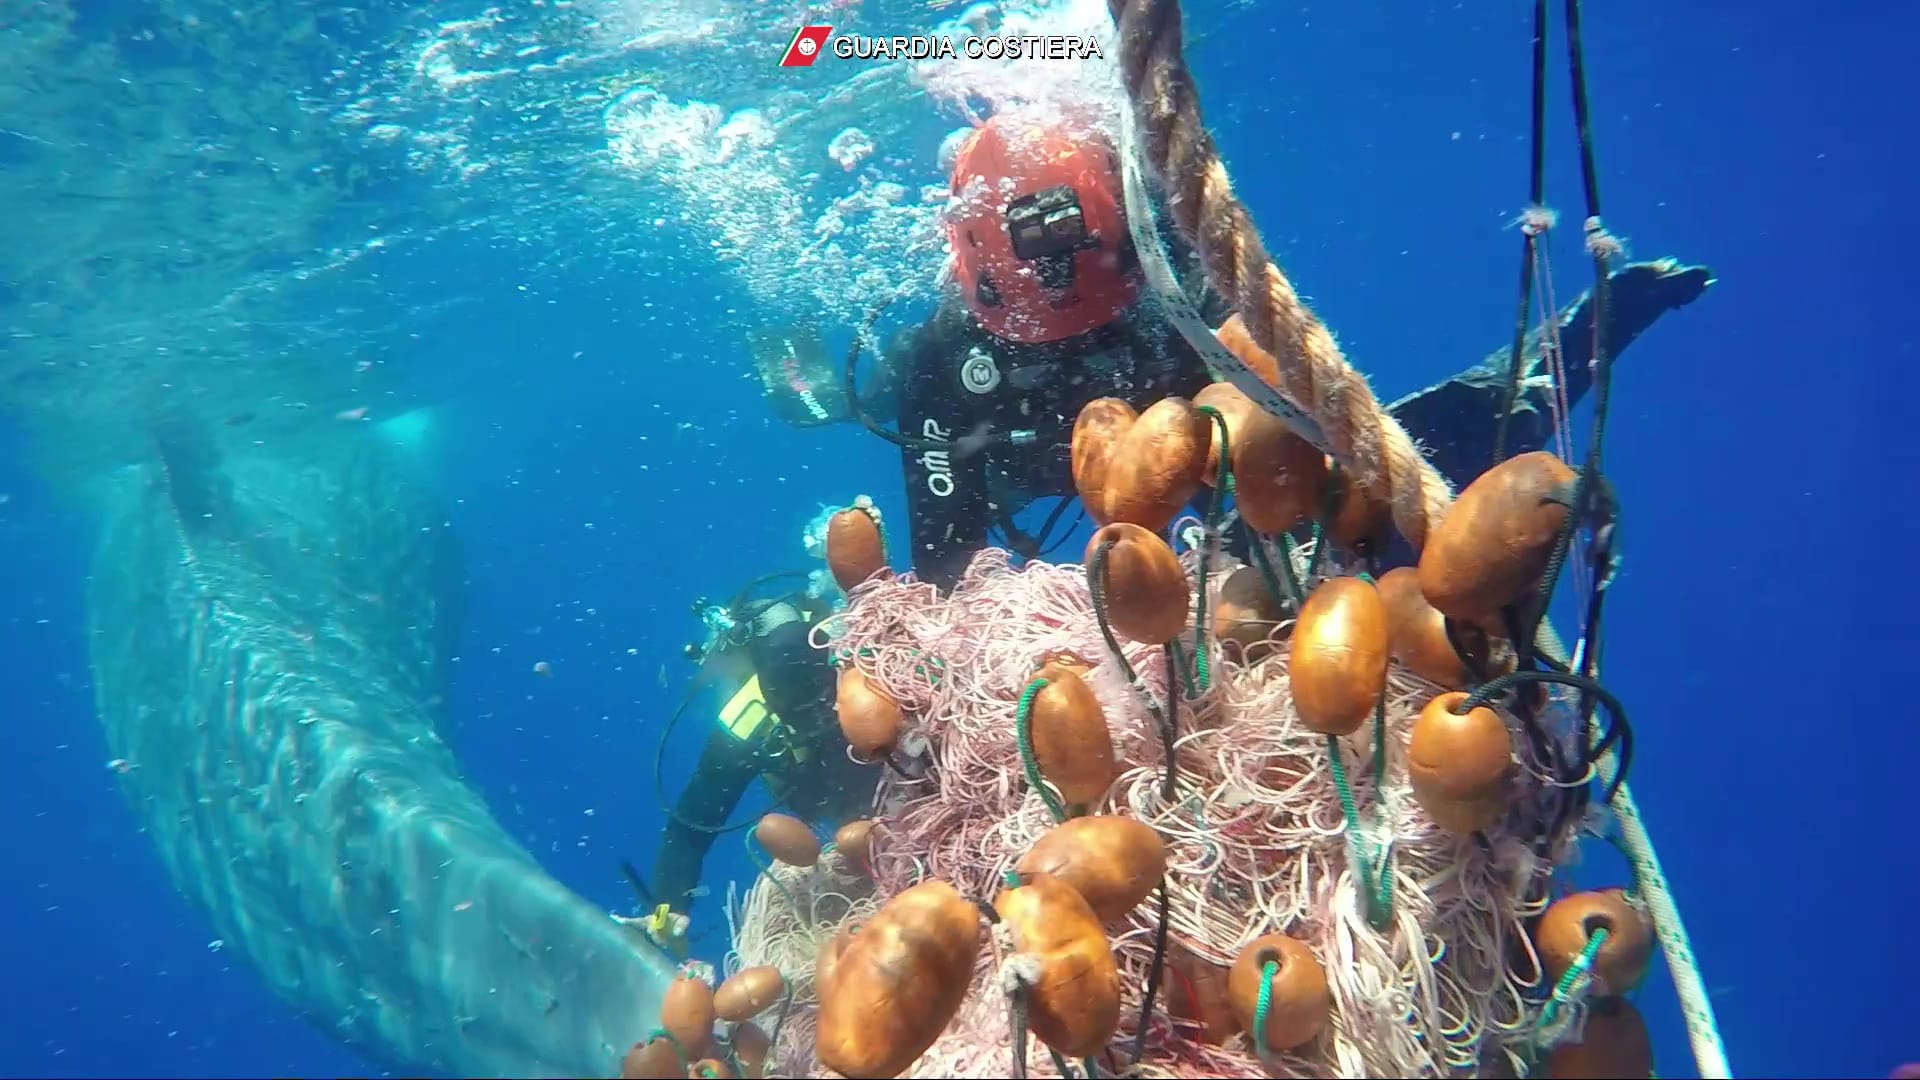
<box><xmin>1025</xmin><ymin>661</ymin><xmax>1117</xmax><ymax>808</ymax></box>
<box><xmin>1407</xmin><ymin>693</ymin><xmax>1514</xmax><ymax>833</ymax></box>
<box><xmin>994</xmin><ymin>871</ymin><xmax>1123</xmax><ymax>1058</ymax></box>
<box><xmin>1226</xmin><ymin>934</ymin><xmax>1331</xmax><ymax>1052</ymax></box>
<box><xmin>1212</xmin><ymin>315</ymin><xmax>1284</xmax><ymax>388</ymax></box>
<box><xmin>835</xmin><ymin>665</ymin><xmax>902</xmax><ymax>756</ymax></box>
<box><xmin>620</xmin><ymin>1035</ymin><xmax>682</xmax><ymax>1079</ymax></box>
<box><xmin>815</xmin><ymin>879</ymin><xmax>981</xmax><ymax>1078</ymax></box>
<box><xmin>1212</xmin><ymin>564</ymin><xmax>1286</xmax><ymax>659</ymax></box>
<box><xmin>1085</xmin><ymin>522</ymin><xmax>1191</xmax><ymax>645</ymax></box>
<box><xmin>1194</xmin><ymin>381</ymin><xmax>1327</xmax><ymax>534</ymax></box>
<box><xmin>825</xmin><ymin>504</ymin><xmax>887</xmax><ymax>591</ymax></box>
<box><xmin>1070</xmin><ymin>396</ymin><xmax>1210</xmax><ymax>532</ymax></box>
<box><xmin>728</xmin><ymin>1021</ymin><xmax>770</xmax><ymax>1078</ymax></box>
<box><xmin>1323</xmin><ymin>461</ymin><xmax>1392</xmax><ymax>550</ymax></box>
<box><xmin>1288</xmin><ymin>576</ymin><xmax>1390</xmax><ymax>736</ymax></box>
<box><xmin>1536</xmin><ymin>889</ymin><xmax>1655</xmax><ymax>995</ymax></box>
<box><xmin>1376</xmin><ymin>566</ymin><xmax>1482</xmax><ymax>689</ymax></box>
<box><xmin>1417</xmin><ymin>450</ymin><xmax>1578</xmax><ymax>625</ymax></box>
<box><xmin>1545</xmin><ymin>996</ymin><xmax>1654</xmax><ymax>1079</ymax></box>
<box><xmin>1014</xmin><ymin>815</ymin><xmax>1165</xmax><ymax>923</ymax></box>
<box><xmin>1163</xmin><ymin>940</ymin><xmax>1238</xmax><ymax>1045</ymax></box>
<box><xmin>833</xmin><ymin>819</ymin><xmax>875</xmax><ymax>870</ymax></box>
<box><xmin>714</xmin><ymin>965</ymin><xmax>785</xmax><ymax>1023</ymax></box>
<box><xmin>1210</xmin><ymin>315</ymin><xmax>1390</xmax><ymax>549</ymax></box>
<box><xmin>659</xmin><ymin>975</ymin><xmax>716</xmax><ymax>1060</ymax></box>
<box><xmin>754</xmin><ymin>813</ymin><xmax>820</xmax><ymax>867</ymax></box>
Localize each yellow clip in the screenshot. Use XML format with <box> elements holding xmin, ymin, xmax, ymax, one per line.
<box><xmin>645</xmin><ymin>903</ymin><xmax>672</xmax><ymax>933</ymax></box>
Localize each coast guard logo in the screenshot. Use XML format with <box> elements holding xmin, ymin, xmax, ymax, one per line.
<box><xmin>781</xmin><ymin>25</ymin><xmax>833</xmax><ymax>67</ymax></box>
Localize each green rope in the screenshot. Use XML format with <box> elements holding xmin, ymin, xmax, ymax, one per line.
<box><xmin>645</xmin><ymin>1028</ymin><xmax>690</xmax><ymax>1073</ymax></box>
<box><xmin>1015</xmin><ymin>678</ymin><xmax>1069</xmax><ymax>824</ymax></box>
<box><xmin>1191</xmin><ymin>405</ymin><xmax>1233</xmax><ymax>693</ymax></box>
<box><xmin>1278</xmin><ymin>533</ymin><xmax>1309</xmax><ymax>598</ymax></box>
<box><xmin>1305</xmin><ymin>463</ymin><xmax>1345</xmax><ymax>582</ymax></box>
<box><xmin>1538</xmin><ymin>926</ymin><xmax>1611</xmax><ymax>1033</ymax></box>
<box><xmin>1250</xmin><ymin>958</ymin><xmax>1279</xmax><ymax>1054</ymax></box>
<box><xmin>832</xmin><ymin>645</ymin><xmax>946</xmax><ymax>685</ymax></box>
<box><xmin>1371</xmin><ymin>695</ymin><xmax>1388</xmax><ymax>791</ymax></box>
<box><xmin>1004</xmin><ymin>868</ymin><xmax>1021</xmax><ymax>889</ymax></box>
<box><xmin>1326</xmin><ymin>712</ymin><xmax>1393</xmax><ymax>930</ymax></box>
<box><xmin>1246</xmin><ymin>529</ymin><xmax>1299</xmax><ymax>613</ymax></box>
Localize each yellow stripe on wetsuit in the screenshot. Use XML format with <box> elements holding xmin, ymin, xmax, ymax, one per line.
<box><xmin>719</xmin><ymin>674</ymin><xmax>777</xmax><ymax>741</ymax></box>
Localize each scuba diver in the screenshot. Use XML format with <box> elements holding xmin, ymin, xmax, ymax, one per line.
<box><xmin>635</xmin><ymin>527</ymin><xmax>875</xmax><ymax>940</ymax></box>
<box><xmin>759</xmin><ymin>109</ymin><xmax>1711</xmax><ymax>591</ymax></box>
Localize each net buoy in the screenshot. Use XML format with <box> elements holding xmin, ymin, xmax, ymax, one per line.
<box><xmin>1289</xmin><ymin>576</ymin><xmax>1390</xmax><ymax>736</ymax></box>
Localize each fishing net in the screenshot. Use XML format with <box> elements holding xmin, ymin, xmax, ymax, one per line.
<box><xmin>721</xmin><ymin>536</ymin><xmax>1597</xmax><ymax>1079</ymax></box>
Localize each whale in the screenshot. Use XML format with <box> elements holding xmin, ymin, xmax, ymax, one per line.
<box><xmin>84</xmin><ymin>417</ymin><xmax>675</xmax><ymax>1079</ymax></box>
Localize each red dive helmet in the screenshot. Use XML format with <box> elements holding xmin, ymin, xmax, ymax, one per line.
<box><xmin>944</xmin><ymin>112</ymin><xmax>1140</xmax><ymax>344</ymax></box>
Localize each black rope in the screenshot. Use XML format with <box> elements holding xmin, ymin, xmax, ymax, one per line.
<box><xmin>1087</xmin><ymin>539</ymin><xmax>1178</xmax><ymax>801</ymax></box>
<box><xmin>1127</xmin><ymin>881</ymin><xmax>1173</xmax><ymax>1066</ymax></box>
<box><xmin>1523</xmin><ymin>0</ymin><xmax>1620</xmax><ymax>657</ymax></box>
<box><xmin>1564</xmin><ymin>0</ymin><xmax>1604</xmax><ymax>222</ymax></box>
<box><xmin>996</xmin><ymin>494</ymin><xmax>1079</xmax><ymax>562</ymax></box>
<box><xmin>1571</xmin><ymin>518</ymin><xmax>1619</xmax><ymax>748</ymax></box>
<box><xmin>1455</xmin><ymin>669</ymin><xmax>1631</xmax><ymax>804</ymax></box>
<box><xmin>1520</xmin><ymin>462</ymin><xmax>1615</xmax><ymax>694</ymax></box>
<box><xmin>1010</xmin><ymin>983</ymin><xmax>1032</xmax><ymax>1080</ymax></box>
<box><xmin>1492</xmin><ymin>0</ymin><xmax>1551</xmax><ymax>466</ymax></box>
<box><xmin>1441</xmin><ymin>616</ymin><xmax>1494</xmax><ymax>686</ymax></box>
<box><xmin>1038</xmin><ymin>504</ymin><xmax>1087</xmax><ymax>559</ymax></box>
<box><xmin>764</xmin><ymin>984</ymin><xmax>797</xmax><ymax>1074</ymax></box>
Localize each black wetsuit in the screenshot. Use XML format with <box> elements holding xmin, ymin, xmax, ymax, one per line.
<box><xmin>892</xmin><ymin>296</ymin><xmax>1221</xmax><ymax>590</ymax></box>
<box><xmin>651</xmin><ymin>597</ymin><xmax>872</xmax><ymax>915</ymax></box>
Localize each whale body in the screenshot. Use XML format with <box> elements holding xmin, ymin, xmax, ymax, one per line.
<box><xmin>85</xmin><ymin>425</ymin><xmax>674</xmax><ymax>1078</ymax></box>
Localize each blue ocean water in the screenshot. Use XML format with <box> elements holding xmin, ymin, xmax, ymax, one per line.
<box><xmin>1</xmin><ymin>1</ymin><xmax>1909</xmax><ymax>1078</ymax></box>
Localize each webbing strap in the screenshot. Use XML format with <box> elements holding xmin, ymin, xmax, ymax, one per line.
<box><xmin>1116</xmin><ymin>106</ymin><xmax>1330</xmax><ymax>453</ymax></box>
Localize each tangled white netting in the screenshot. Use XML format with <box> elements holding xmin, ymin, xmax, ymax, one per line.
<box><xmin>725</xmin><ymin>540</ymin><xmax>1599</xmax><ymax>1079</ymax></box>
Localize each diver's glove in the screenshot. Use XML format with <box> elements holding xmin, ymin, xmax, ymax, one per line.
<box><xmin>645</xmin><ymin>903</ymin><xmax>691</xmax><ymax>959</ymax></box>
<box><xmin>613</xmin><ymin>903</ymin><xmax>691</xmax><ymax>960</ymax></box>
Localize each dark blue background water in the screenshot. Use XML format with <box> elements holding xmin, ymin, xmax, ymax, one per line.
<box><xmin>2</xmin><ymin>1</ymin><xmax>1911</xmax><ymax>1076</ymax></box>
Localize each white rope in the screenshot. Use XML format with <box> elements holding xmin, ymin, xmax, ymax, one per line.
<box><xmin>1540</xmin><ymin>620</ymin><xmax>1730</xmax><ymax>1079</ymax></box>
<box><xmin>1594</xmin><ymin>761</ymin><xmax>1732</xmax><ymax>1078</ymax></box>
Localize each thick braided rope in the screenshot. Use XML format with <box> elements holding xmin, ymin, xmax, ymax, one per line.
<box><xmin>1108</xmin><ymin>0</ymin><xmax>1455</xmax><ymax>551</ymax></box>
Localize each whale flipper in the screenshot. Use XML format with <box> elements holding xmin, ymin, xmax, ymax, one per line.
<box><xmin>87</xmin><ymin>427</ymin><xmax>674</xmax><ymax>1079</ymax></box>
